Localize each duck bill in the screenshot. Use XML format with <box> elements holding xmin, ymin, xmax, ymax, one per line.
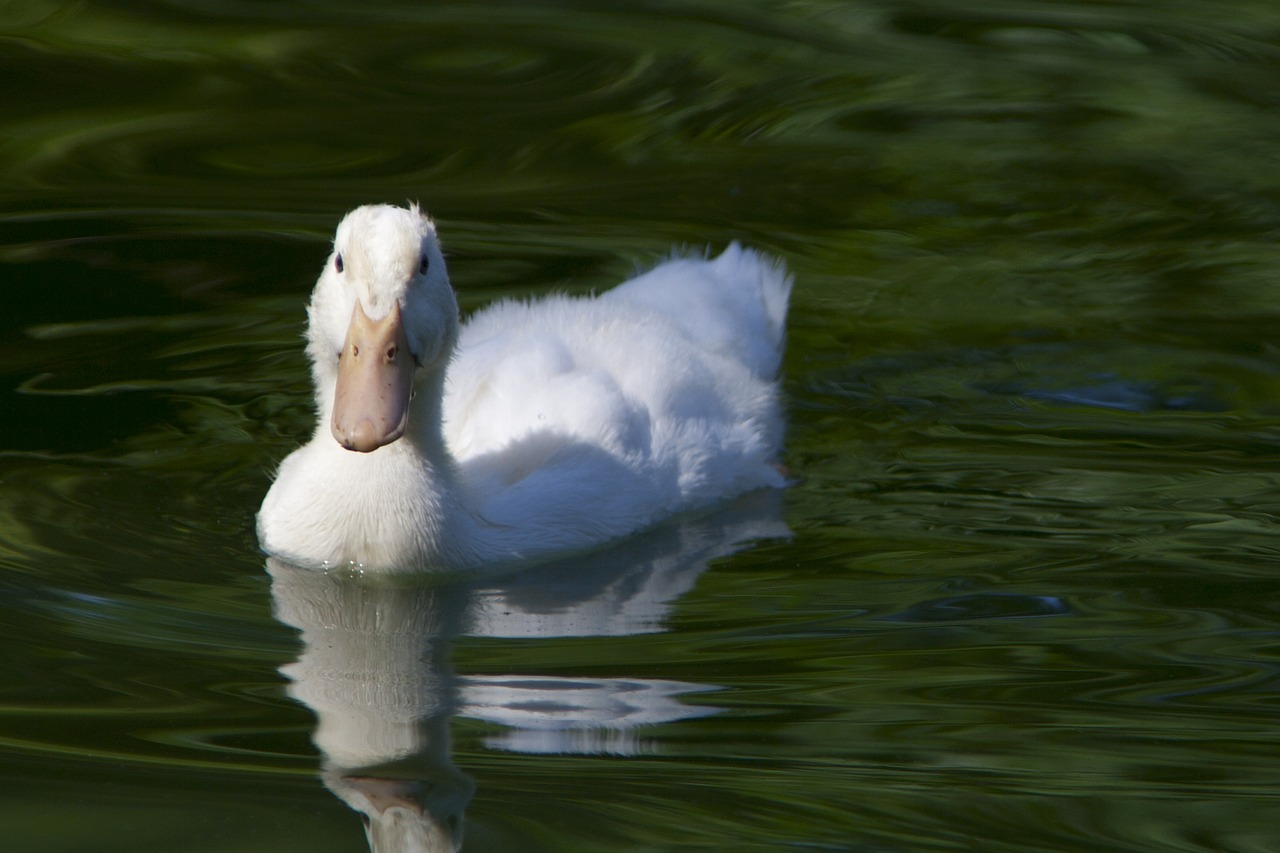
<box><xmin>332</xmin><ymin>300</ymin><xmax>414</xmax><ymax>452</ymax></box>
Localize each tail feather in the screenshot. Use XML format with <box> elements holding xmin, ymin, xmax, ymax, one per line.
<box><xmin>713</xmin><ymin>242</ymin><xmax>792</xmax><ymax>361</ymax></box>
<box><xmin>609</xmin><ymin>243</ymin><xmax>793</xmax><ymax>380</ymax></box>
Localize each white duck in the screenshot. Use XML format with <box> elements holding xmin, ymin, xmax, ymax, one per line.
<box><xmin>257</xmin><ymin>203</ymin><xmax>791</xmax><ymax>571</ymax></box>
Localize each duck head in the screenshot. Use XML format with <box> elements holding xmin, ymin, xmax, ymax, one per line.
<box><xmin>305</xmin><ymin>204</ymin><xmax>458</xmax><ymax>452</ymax></box>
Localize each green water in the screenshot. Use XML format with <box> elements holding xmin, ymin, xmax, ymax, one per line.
<box><xmin>5</xmin><ymin>1</ymin><xmax>1280</xmax><ymax>850</ymax></box>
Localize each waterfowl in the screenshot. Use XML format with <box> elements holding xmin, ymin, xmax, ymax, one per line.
<box><xmin>257</xmin><ymin>203</ymin><xmax>792</xmax><ymax>571</ymax></box>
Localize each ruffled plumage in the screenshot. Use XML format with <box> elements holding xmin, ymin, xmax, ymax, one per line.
<box><xmin>257</xmin><ymin>204</ymin><xmax>792</xmax><ymax>571</ymax></box>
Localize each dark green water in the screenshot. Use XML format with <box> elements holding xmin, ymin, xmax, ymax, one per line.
<box><xmin>5</xmin><ymin>1</ymin><xmax>1280</xmax><ymax>850</ymax></box>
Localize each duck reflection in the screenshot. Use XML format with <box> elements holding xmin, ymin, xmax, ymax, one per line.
<box><xmin>270</xmin><ymin>561</ymin><xmax>473</xmax><ymax>852</ymax></box>
<box><xmin>269</xmin><ymin>490</ymin><xmax>787</xmax><ymax>852</ymax></box>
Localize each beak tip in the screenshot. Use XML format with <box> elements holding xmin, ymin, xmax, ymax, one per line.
<box><xmin>333</xmin><ymin>420</ymin><xmax>377</xmax><ymax>453</ymax></box>
<box><xmin>332</xmin><ymin>417</ymin><xmax>407</xmax><ymax>453</ymax></box>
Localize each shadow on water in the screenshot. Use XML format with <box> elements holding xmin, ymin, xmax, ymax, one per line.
<box><xmin>269</xmin><ymin>489</ymin><xmax>788</xmax><ymax>852</ymax></box>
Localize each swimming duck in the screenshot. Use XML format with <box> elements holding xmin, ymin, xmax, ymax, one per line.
<box><xmin>257</xmin><ymin>204</ymin><xmax>791</xmax><ymax>571</ymax></box>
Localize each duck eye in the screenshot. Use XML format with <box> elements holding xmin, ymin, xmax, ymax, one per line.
<box><xmin>334</xmin><ymin>253</ymin><xmax>344</xmax><ymax>274</ymax></box>
<box><xmin>418</xmin><ymin>253</ymin><xmax>430</xmax><ymax>276</ymax></box>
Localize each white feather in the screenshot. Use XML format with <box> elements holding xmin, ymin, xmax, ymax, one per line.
<box><xmin>258</xmin><ymin>204</ymin><xmax>792</xmax><ymax>571</ymax></box>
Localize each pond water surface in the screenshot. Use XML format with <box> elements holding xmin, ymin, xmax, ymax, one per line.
<box><xmin>4</xmin><ymin>2</ymin><xmax>1280</xmax><ymax>851</ymax></box>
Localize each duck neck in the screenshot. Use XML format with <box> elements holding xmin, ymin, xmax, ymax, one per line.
<box><xmin>403</xmin><ymin>366</ymin><xmax>453</xmax><ymax>463</ymax></box>
<box><xmin>391</xmin><ymin>365</ymin><xmax>489</xmax><ymax>566</ymax></box>
<box><xmin>305</xmin><ymin>360</ymin><xmax>479</xmax><ymax>568</ymax></box>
